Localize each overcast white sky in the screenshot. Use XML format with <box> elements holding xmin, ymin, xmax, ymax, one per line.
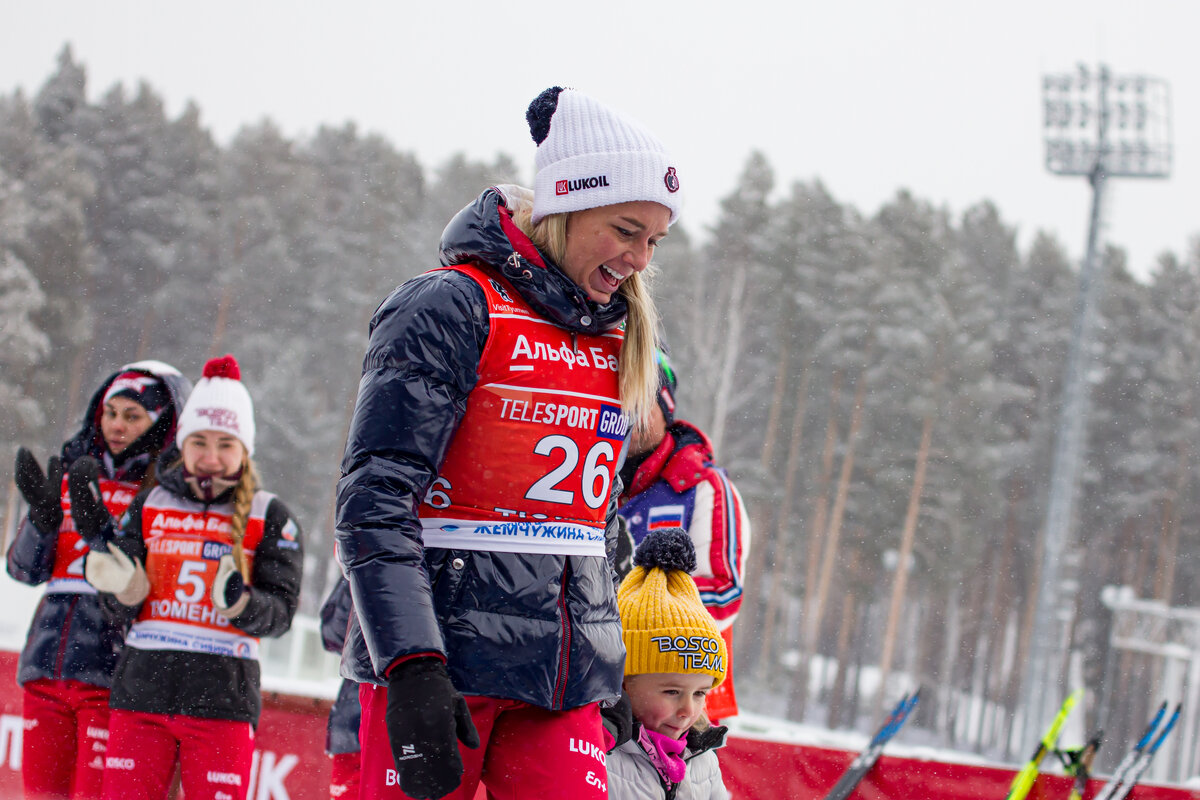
<box><xmin>3</xmin><ymin>1</ymin><xmax>1197</xmax><ymax>280</ymax></box>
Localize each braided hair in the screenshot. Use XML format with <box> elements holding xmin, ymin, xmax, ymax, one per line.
<box><xmin>229</xmin><ymin>455</ymin><xmax>261</xmax><ymax>580</ymax></box>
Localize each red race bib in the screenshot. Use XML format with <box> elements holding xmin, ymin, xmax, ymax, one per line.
<box><xmin>419</xmin><ymin>265</ymin><xmax>627</xmax><ymax>557</ymax></box>
<box><xmin>124</xmin><ymin>487</ymin><xmax>271</xmax><ymax>660</ymax></box>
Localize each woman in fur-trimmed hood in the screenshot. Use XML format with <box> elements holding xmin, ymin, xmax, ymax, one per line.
<box><xmin>7</xmin><ymin>359</ymin><xmax>190</xmax><ymax>800</ymax></box>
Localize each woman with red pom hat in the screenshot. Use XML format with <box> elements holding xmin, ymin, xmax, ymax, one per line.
<box><xmin>68</xmin><ymin>354</ymin><xmax>304</xmax><ymax>800</ymax></box>
<box><xmin>7</xmin><ymin>360</ymin><xmax>190</xmax><ymax>800</ymax></box>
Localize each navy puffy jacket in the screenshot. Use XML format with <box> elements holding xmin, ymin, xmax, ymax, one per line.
<box><xmin>335</xmin><ymin>186</ymin><xmax>627</xmax><ymax>710</ymax></box>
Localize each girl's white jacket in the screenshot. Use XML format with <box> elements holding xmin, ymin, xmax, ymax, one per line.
<box><xmin>606</xmin><ymin>726</ymin><xmax>730</xmax><ymax>800</ymax></box>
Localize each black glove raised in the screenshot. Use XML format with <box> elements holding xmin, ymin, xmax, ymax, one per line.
<box><xmin>66</xmin><ymin>457</ymin><xmax>116</xmax><ymax>551</ymax></box>
<box><xmin>14</xmin><ymin>448</ymin><xmax>63</xmax><ymax>535</ymax></box>
<box><xmin>385</xmin><ymin>657</ymin><xmax>480</xmax><ymax>800</ymax></box>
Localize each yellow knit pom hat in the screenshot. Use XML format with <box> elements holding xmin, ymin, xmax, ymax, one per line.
<box><xmin>617</xmin><ymin>528</ymin><xmax>727</xmax><ymax>686</ymax></box>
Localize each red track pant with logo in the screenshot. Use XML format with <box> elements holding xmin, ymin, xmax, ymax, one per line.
<box><xmin>329</xmin><ymin>751</ymin><xmax>361</xmax><ymax>800</ymax></box>
<box><xmin>100</xmin><ymin>709</ymin><xmax>255</xmax><ymax>800</ymax></box>
<box><xmin>359</xmin><ymin>684</ymin><xmax>609</xmax><ymax>800</ymax></box>
<box><xmin>21</xmin><ymin>679</ymin><xmax>111</xmax><ymax>800</ymax></box>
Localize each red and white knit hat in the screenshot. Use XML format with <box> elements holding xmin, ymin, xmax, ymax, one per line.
<box><xmin>527</xmin><ymin>87</ymin><xmax>682</xmax><ymax>225</ymax></box>
<box><xmin>175</xmin><ymin>355</ymin><xmax>257</xmax><ymax>456</ymax></box>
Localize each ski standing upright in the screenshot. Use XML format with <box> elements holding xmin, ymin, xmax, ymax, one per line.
<box><xmin>1093</xmin><ymin>702</ymin><xmax>1181</xmax><ymax>800</ymax></box>
<box><xmin>821</xmin><ymin>692</ymin><xmax>920</xmax><ymax>800</ymax></box>
<box><xmin>1004</xmin><ymin>688</ymin><xmax>1084</xmax><ymax>800</ymax></box>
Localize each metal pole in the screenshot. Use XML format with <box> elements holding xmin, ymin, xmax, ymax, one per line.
<box><xmin>1021</xmin><ymin>66</ymin><xmax>1111</xmax><ymax>746</ymax></box>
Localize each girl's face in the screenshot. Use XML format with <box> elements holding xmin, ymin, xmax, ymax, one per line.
<box><xmin>560</xmin><ymin>201</ymin><xmax>671</xmax><ymax>304</ymax></box>
<box><xmin>623</xmin><ymin>672</ymin><xmax>714</xmax><ymax>738</ymax></box>
<box><xmin>181</xmin><ymin>431</ymin><xmax>246</xmax><ymax>478</ymax></box>
<box><xmin>100</xmin><ymin>396</ymin><xmax>155</xmax><ymax>455</ymax></box>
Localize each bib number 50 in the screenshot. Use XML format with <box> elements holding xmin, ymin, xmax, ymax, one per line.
<box><xmin>525</xmin><ymin>435</ymin><xmax>614</xmax><ymax>510</ymax></box>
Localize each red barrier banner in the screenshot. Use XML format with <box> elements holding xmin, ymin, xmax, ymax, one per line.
<box><xmin>720</xmin><ymin>734</ymin><xmax>1200</xmax><ymax>800</ymax></box>
<box><xmin>0</xmin><ymin>650</ymin><xmax>330</xmax><ymax>800</ymax></box>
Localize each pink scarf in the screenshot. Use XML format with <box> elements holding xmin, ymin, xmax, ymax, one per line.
<box><xmin>638</xmin><ymin>725</ymin><xmax>688</xmax><ymax>785</ymax></box>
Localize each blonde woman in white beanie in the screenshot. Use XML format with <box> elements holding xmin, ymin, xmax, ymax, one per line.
<box><xmin>337</xmin><ymin>87</ymin><xmax>681</xmax><ymax>800</ymax></box>
<box><xmin>68</xmin><ymin>354</ymin><xmax>304</xmax><ymax>800</ymax></box>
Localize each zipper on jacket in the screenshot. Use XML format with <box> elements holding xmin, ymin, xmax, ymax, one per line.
<box><xmin>552</xmin><ymin>560</ymin><xmax>573</xmax><ymax>709</ymax></box>
<box><xmin>53</xmin><ymin>595</ymin><xmax>80</xmax><ymax>678</ymax></box>
<box><xmin>507</xmin><ymin>251</ymin><xmax>533</xmax><ymax>279</ymax></box>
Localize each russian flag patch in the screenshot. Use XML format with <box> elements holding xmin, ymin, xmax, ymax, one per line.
<box><xmin>647</xmin><ymin>505</ymin><xmax>685</xmax><ymax>531</ymax></box>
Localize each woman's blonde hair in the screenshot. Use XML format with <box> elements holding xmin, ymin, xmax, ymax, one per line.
<box><xmin>229</xmin><ymin>454</ymin><xmax>261</xmax><ymax>580</ymax></box>
<box><xmin>510</xmin><ymin>199</ymin><xmax>661</xmax><ymax>429</ymax></box>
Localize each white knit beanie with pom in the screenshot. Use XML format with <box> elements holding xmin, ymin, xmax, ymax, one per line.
<box><xmin>527</xmin><ymin>86</ymin><xmax>682</xmax><ymax>225</ymax></box>
<box><xmin>175</xmin><ymin>354</ymin><xmax>257</xmax><ymax>456</ymax></box>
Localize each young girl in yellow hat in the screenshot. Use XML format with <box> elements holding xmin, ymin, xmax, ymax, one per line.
<box><xmin>606</xmin><ymin>527</ymin><xmax>731</xmax><ymax>800</ymax></box>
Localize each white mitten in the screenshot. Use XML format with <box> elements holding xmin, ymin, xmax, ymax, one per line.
<box><xmin>211</xmin><ymin>554</ymin><xmax>250</xmax><ymax>618</ymax></box>
<box><xmin>85</xmin><ymin>543</ymin><xmax>150</xmax><ymax>606</ymax></box>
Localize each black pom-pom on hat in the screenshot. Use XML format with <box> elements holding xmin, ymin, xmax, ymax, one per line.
<box><xmin>633</xmin><ymin>527</ymin><xmax>697</xmax><ymax>574</ymax></box>
<box><xmin>526</xmin><ymin>86</ymin><xmax>565</xmax><ymax>145</ymax></box>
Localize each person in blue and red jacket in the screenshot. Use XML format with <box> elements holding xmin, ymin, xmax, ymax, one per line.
<box><xmin>319</xmin><ymin>576</ymin><xmax>362</xmax><ymax>800</ymax></box>
<box><xmin>335</xmin><ymin>86</ymin><xmax>681</xmax><ymax>800</ymax></box>
<box><xmin>617</xmin><ymin>349</ymin><xmax>751</xmax><ymax>720</ymax></box>
<box><xmin>7</xmin><ymin>360</ymin><xmax>190</xmax><ymax>800</ymax></box>
<box><xmin>72</xmin><ymin>354</ymin><xmax>303</xmax><ymax>800</ymax></box>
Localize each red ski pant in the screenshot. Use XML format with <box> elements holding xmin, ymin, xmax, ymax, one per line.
<box><xmin>21</xmin><ymin>679</ymin><xmax>111</xmax><ymax>800</ymax></box>
<box><xmin>329</xmin><ymin>751</ymin><xmax>362</xmax><ymax>800</ymax></box>
<box><xmin>359</xmin><ymin>684</ymin><xmax>609</xmax><ymax>800</ymax></box>
<box><xmin>99</xmin><ymin>709</ymin><xmax>255</xmax><ymax>800</ymax></box>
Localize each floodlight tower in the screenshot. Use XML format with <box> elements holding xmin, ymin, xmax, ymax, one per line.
<box><xmin>1020</xmin><ymin>64</ymin><xmax>1172</xmax><ymax>747</ymax></box>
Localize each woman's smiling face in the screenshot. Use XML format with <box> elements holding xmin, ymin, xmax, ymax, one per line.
<box><xmin>559</xmin><ymin>201</ymin><xmax>671</xmax><ymax>304</ymax></box>
<box><xmin>181</xmin><ymin>430</ymin><xmax>246</xmax><ymax>478</ymax></box>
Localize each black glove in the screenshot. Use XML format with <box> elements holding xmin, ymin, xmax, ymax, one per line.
<box><xmin>611</xmin><ymin>515</ymin><xmax>635</xmax><ymax>581</ymax></box>
<box><xmin>67</xmin><ymin>457</ymin><xmax>116</xmax><ymax>551</ymax></box>
<box><xmin>14</xmin><ymin>448</ymin><xmax>63</xmax><ymax>535</ymax></box>
<box><xmin>600</xmin><ymin>692</ymin><xmax>634</xmax><ymax>752</ymax></box>
<box><xmin>385</xmin><ymin>657</ymin><xmax>480</xmax><ymax>800</ymax></box>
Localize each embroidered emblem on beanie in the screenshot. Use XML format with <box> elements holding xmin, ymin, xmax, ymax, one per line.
<box><xmin>555</xmin><ymin>175</ymin><xmax>611</xmax><ymax>196</ymax></box>
<box><xmin>196</xmin><ymin>407</ymin><xmax>241</xmax><ymax>431</ymax></box>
